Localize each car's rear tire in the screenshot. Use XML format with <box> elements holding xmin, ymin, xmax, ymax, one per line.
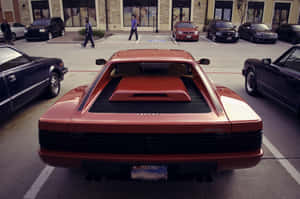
<box><xmin>245</xmin><ymin>69</ymin><xmax>259</xmax><ymax>96</ymax></box>
<box><xmin>46</xmin><ymin>72</ymin><xmax>60</xmax><ymax>98</ymax></box>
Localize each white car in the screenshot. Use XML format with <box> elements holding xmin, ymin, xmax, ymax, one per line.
<box><xmin>0</xmin><ymin>23</ymin><xmax>26</xmax><ymax>41</ymax></box>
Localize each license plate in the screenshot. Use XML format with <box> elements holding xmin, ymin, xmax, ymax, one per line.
<box><xmin>186</xmin><ymin>35</ymin><xmax>192</xmax><ymax>38</ymax></box>
<box><xmin>131</xmin><ymin>165</ymin><xmax>168</xmax><ymax>180</ymax></box>
<box><xmin>227</xmin><ymin>37</ymin><xmax>232</xmax><ymax>40</ymax></box>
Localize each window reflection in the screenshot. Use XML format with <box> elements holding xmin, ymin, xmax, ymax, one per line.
<box><xmin>63</xmin><ymin>0</ymin><xmax>96</xmax><ymax>27</ymax></box>
<box><xmin>123</xmin><ymin>0</ymin><xmax>158</xmax><ymax>27</ymax></box>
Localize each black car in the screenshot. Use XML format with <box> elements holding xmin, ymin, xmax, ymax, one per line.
<box><xmin>206</xmin><ymin>20</ymin><xmax>239</xmax><ymax>42</ymax></box>
<box><xmin>25</xmin><ymin>17</ymin><xmax>65</xmax><ymax>41</ymax></box>
<box><xmin>243</xmin><ymin>46</ymin><xmax>300</xmax><ymax>115</ymax></box>
<box><xmin>238</xmin><ymin>23</ymin><xmax>277</xmax><ymax>43</ymax></box>
<box><xmin>276</xmin><ymin>24</ymin><xmax>300</xmax><ymax>44</ymax></box>
<box><xmin>0</xmin><ymin>46</ymin><xmax>68</xmax><ymax>121</ymax></box>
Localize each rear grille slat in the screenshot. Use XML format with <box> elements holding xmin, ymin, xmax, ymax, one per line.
<box><xmin>39</xmin><ymin>131</ymin><xmax>262</xmax><ymax>154</ymax></box>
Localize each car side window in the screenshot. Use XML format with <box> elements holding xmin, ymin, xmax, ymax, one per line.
<box><xmin>274</xmin><ymin>49</ymin><xmax>294</xmax><ymax>67</ymax></box>
<box><xmin>1</xmin><ymin>56</ymin><xmax>31</xmax><ymax>72</ymax></box>
<box><xmin>284</xmin><ymin>49</ymin><xmax>300</xmax><ymax>72</ymax></box>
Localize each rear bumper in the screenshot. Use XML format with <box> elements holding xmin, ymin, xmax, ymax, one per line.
<box><xmin>39</xmin><ymin>148</ymin><xmax>263</xmax><ymax>171</ymax></box>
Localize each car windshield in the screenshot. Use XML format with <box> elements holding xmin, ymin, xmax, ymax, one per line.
<box><xmin>32</xmin><ymin>19</ymin><xmax>50</xmax><ymax>26</ymax></box>
<box><xmin>176</xmin><ymin>23</ymin><xmax>194</xmax><ymax>28</ymax></box>
<box><xmin>251</xmin><ymin>24</ymin><xmax>270</xmax><ymax>31</ymax></box>
<box><xmin>112</xmin><ymin>62</ymin><xmax>192</xmax><ymax>76</ymax></box>
<box><xmin>216</xmin><ymin>21</ymin><xmax>233</xmax><ymax>28</ymax></box>
<box><xmin>291</xmin><ymin>25</ymin><xmax>300</xmax><ymax>32</ymax></box>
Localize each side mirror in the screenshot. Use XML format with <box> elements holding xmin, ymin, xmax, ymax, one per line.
<box><xmin>198</xmin><ymin>58</ymin><xmax>210</xmax><ymax>65</ymax></box>
<box><xmin>262</xmin><ymin>58</ymin><xmax>272</xmax><ymax>65</ymax></box>
<box><xmin>96</xmin><ymin>59</ymin><xmax>107</xmax><ymax>65</ymax></box>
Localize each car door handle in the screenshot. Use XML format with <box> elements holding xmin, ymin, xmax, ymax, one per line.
<box><xmin>8</xmin><ymin>75</ymin><xmax>16</xmax><ymax>82</ymax></box>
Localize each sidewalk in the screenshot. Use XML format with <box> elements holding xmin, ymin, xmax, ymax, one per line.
<box><xmin>47</xmin><ymin>30</ymin><xmax>172</xmax><ymax>44</ymax></box>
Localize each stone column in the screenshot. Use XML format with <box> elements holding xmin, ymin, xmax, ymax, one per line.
<box><xmin>159</xmin><ymin>0</ymin><xmax>170</xmax><ymax>30</ymax></box>
<box><xmin>18</xmin><ymin>0</ymin><xmax>31</xmax><ymax>25</ymax></box>
<box><xmin>192</xmin><ymin>0</ymin><xmax>207</xmax><ymax>31</ymax></box>
<box><xmin>50</xmin><ymin>0</ymin><xmax>62</xmax><ymax>18</ymax></box>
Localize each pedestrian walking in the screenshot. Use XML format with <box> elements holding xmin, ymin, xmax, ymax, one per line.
<box><xmin>82</xmin><ymin>18</ymin><xmax>95</xmax><ymax>48</ymax></box>
<box><xmin>128</xmin><ymin>14</ymin><xmax>138</xmax><ymax>41</ymax></box>
<box><xmin>1</xmin><ymin>19</ymin><xmax>13</xmax><ymax>45</ymax></box>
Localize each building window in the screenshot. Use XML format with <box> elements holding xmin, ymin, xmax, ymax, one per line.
<box><xmin>247</xmin><ymin>2</ymin><xmax>264</xmax><ymax>23</ymax></box>
<box><xmin>272</xmin><ymin>2</ymin><xmax>290</xmax><ymax>29</ymax></box>
<box><xmin>214</xmin><ymin>1</ymin><xmax>233</xmax><ymax>21</ymax></box>
<box><xmin>31</xmin><ymin>0</ymin><xmax>50</xmax><ymax>20</ymax></box>
<box><xmin>63</xmin><ymin>0</ymin><xmax>96</xmax><ymax>27</ymax></box>
<box><xmin>172</xmin><ymin>0</ymin><xmax>191</xmax><ymax>28</ymax></box>
<box><xmin>123</xmin><ymin>0</ymin><xmax>158</xmax><ymax>27</ymax></box>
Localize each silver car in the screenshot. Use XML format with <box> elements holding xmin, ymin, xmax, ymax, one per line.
<box><xmin>0</xmin><ymin>23</ymin><xmax>26</xmax><ymax>41</ymax></box>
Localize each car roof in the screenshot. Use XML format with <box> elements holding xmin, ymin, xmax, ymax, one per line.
<box><xmin>110</xmin><ymin>49</ymin><xmax>195</xmax><ymax>62</ymax></box>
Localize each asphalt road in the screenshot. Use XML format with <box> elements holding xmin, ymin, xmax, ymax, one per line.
<box><xmin>0</xmin><ymin>34</ymin><xmax>299</xmax><ymax>199</ymax></box>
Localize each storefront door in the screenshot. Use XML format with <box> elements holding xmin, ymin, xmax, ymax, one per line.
<box><xmin>272</xmin><ymin>2</ymin><xmax>290</xmax><ymax>30</ymax></box>
<box><xmin>172</xmin><ymin>0</ymin><xmax>191</xmax><ymax>29</ymax></box>
<box><xmin>214</xmin><ymin>1</ymin><xmax>233</xmax><ymax>21</ymax></box>
<box><xmin>31</xmin><ymin>0</ymin><xmax>50</xmax><ymax>20</ymax></box>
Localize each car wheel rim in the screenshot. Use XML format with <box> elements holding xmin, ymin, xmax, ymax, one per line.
<box><xmin>51</xmin><ymin>75</ymin><xmax>59</xmax><ymax>94</ymax></box>
<box><xmin>246</xmin><ymin>71</ymin><xmax>255</xmax><ymax>92</ymax></box>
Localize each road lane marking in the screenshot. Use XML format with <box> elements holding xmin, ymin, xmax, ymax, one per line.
<box><xmin>199</xmin><ymin>35</ymin><xmax>219</xmax><ymax>46</ymax></box>
<box><xmin>24</xmin><ymin>166</ymin><xmax>55</xmax><ymax>199</ymax></box>
<box><xmin>263</xmin><ymin>135</ymin><xmax>300</xmax><ymax>185</ymax></box>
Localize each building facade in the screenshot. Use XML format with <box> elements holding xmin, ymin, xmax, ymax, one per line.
<box><xmin>0</xmin><ymin>0</ymin><xmax>299</xmax><ymax>31</ymax></box>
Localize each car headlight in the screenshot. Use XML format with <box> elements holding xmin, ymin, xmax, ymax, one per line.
<box><xmin>40</xmin><ymin>29</ymin><xmax>46</xmax><ymax>32</ymax></box>
<box><xmin>178</xmin><ymin>31</ymin><xmax>183</xmax><ymax>34</ymax></box>
<box><xmin>24</xmin><ymin>29</ymin><xmax>28</xmax><ymax>33</ymax></box>
<box><xmin>216</xmin><ymin>32</ymin><xmax>222</xmax><ymax>36</ymax></box>
<box><xmin>194</xmin><ymin>31</ymin><xmax>199</xmax><ymax>35</ymax></box>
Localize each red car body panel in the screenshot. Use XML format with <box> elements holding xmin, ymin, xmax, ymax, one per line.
<box><xmin>173</xmin><ymin>21</ymin><xmax>199</xmax><ymax>41</ymax></box>
<box><xmin>39</xmin><ymin>49</ymin><xmax>263</xmax><ymax>173</ymax></box>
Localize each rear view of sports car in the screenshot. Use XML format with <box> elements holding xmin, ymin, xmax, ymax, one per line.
<box><xmin>39</xmin><ymin>49</ymin><xmax>263</xmax><ymax>181</ymax></box>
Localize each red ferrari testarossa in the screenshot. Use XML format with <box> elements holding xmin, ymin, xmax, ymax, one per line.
<box><xmin>39</xmin><ymin>49</ymin><xmax>263</xmax><ymax>180</ymax></box>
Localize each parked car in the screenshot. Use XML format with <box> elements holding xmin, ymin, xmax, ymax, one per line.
<box><xmin>25</xmin><ymin>17</ymin><xmax>65</xmax><ymax>41</ymax></box>
<box><xmin>238</xmin><ymin>23</ymin><xmax>277</xmax><ymax>43</ymax></box>
<box><xmin>0</xmin><ymin>23</ymin><xmax>26</xmax><ymax>41</ymax></box>
<box><xmin>206</xmin><ymin>20</ymin><xmax>239</xmax><ymax>42</ymax></box>
<box><xmin>172</xmin><ymin>21</ymin><xmax>199</xmax><ymax>41</ymax></box>
<box><xmin>243</xmin><ymin>46</ymin><xmax>300</xmax><ymax>115</ymax></box>
<box><xmin>0</xmin><ymin>46</ymin><xmax>68</xmax><ymax>121</ymax></box>
<box><xmin>276</xmin><ymin>24</ymin><xmax>300</xmax><ymax>44</ymax></box>
<box><xmin>39</xmin><ymin>49</ymin><xmax>263</xmax><ymax>181</ymax></box>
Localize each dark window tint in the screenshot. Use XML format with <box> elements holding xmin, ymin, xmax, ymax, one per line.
<box><xmin>251</xmin><ymin>24</ymin><xmax>270</xmax><ymax>31</ymax></box>
<box><xmin>215</xmin><ymin>21</ymin><xmax>233</xmax><ymax>28</ymax></box>
<box><xmin>1</xmin><ymin>56</ymin><xmax>30</xmax><ymax>72</ymax></box>
<box><xmin>32</xmin><ymin>19</ymin><xmax>51</xmax><ymax>26</ymax></box>
<box><xmin>13</xmin><ymin>23</ymin><xmax>25</xmax><ymax>27</ymax></box>
<box><xmin>0</xmin><ymin>48</ymin><xmax>22</xmax><ymax>71</ymax></box>
<box><xmin>176</xmin><ymin>23</ymin><xmax>194</xmax><ymax>28</ymax></box>
<box><xmin>285</xmin><ymin>49</ymin><xmax>300</xmax><ymax>72</ymax></box>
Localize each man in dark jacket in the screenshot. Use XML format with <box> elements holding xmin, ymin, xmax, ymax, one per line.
<box><xmin>128</xmin><ymin>14</ymin><xmax>138</xmax><ymax>40</ymax></box>
<box><xmin>1</xmin><ymin>19</ymin><xmax>13</xmax><ymax>45</ymax></box>
<box><xmin>82</xmin><ymin>18</ymin><xmax>95</xmax><ymax>48</ymax></box>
